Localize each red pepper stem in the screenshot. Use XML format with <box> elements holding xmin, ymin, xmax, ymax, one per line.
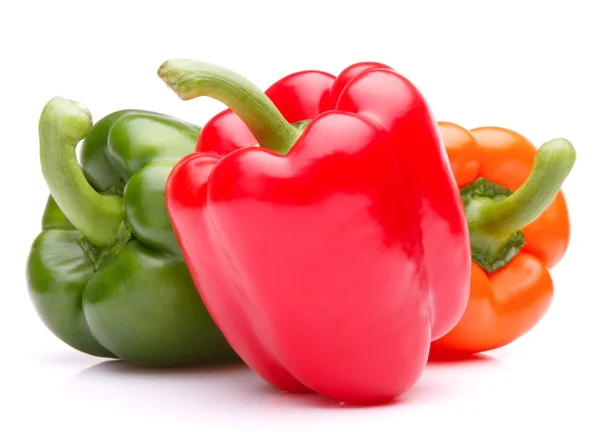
<box><xmin>39</xmin><ymin>97</ymin><xmax>125</xmax><ymax>247</ymax></box>
<box><xmin>467</xmin><ymin>138</ymin><xmax>576</xmax><ymax>259</ymax></box>
<box><xmin>158</xmin><ymin>59</ymin><xmax>301</xmax><ymax>155</ymax></box>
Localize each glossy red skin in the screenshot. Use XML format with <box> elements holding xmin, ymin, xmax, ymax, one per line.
<box><xmin>166</xmin><ymin>63</ymin><xmax>471</xmax><ymax>404</ymax></box>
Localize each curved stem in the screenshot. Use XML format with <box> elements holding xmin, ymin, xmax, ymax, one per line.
<box><xmin>467</xmin><ymin>138</ymin><xmax>576</xmax><ymax>264</ymax></box>
<box><xmin>158</xmin><ymin>59</ymin><xmax>301</xmax><ymax>155</ymax></box>
<box><xmin>39</xmin><ymin>97</ymin><xmax>125</xmax><ymax>247</ymax></box>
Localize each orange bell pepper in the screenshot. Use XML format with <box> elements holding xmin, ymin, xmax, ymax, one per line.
<box><xmin>431</xmin><ymin>123</ymin><xmax>576</xmax><ymax>354</ymax></box>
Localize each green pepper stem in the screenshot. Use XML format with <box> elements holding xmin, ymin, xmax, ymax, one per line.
<box><xmin>39</xmin><ymin>97</ymin><xmax>125</xmax><ymax>247</ymax></box>
<box><xmin>158</xmin><ymin>59</ymin><xmax>301</xmax><ymax>155</ymax></box>
<box><xmin>467</xmin><ymin>138</ymin><xmax>576</xmax><ymax>258</ymax></box>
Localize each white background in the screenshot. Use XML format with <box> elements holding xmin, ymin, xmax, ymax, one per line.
<box><xmin>1</xmin><ymin>0</ymin><xmax>599</xmax><ymax>440</ymax></box>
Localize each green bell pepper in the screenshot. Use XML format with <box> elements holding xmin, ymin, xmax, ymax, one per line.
<box><xmin>26</xmin><ymin>97</ymin><xmax>238</xmax><ymax>366</ymax></box>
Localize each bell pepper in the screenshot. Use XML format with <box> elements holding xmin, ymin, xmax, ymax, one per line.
<box><xmin>158</xmin><ymin>59</ymin><xmax>471</xmax><ymax>404</ymax></box>
<box><xmin>26</xmin><ymin>98</ymin><xmax>238</xmax><ymax>366</ymax></box>
<box><xmin>430</xmin><ymin>123</ymin><xmax>575</xmax><ymax>354</ymax></box>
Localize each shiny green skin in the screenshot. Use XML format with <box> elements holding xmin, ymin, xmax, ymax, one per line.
<box><xmin>26</xmin><ymin>110</ymin><xmax>238</xmax><ymax>366</ymax></box>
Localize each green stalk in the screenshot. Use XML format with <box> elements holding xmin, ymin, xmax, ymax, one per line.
<box><xmin>466</xmin><ymin>138</ymin><xmax>576</xmax><ymax>271</ymax></box>
<box><xmin>158</xmin><ymin>59</ymin><xmax>301</xmax><ymax>155</ymax></box>
<box><xmin>39</xmin><ymin>97</ymin><xmax>124</xmax><ymax>247</ymax></box>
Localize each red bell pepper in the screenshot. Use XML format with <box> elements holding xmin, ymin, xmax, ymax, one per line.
<box><xmin>158</xmin><ymin>59</ymin><xmax>471</xmax><ymax>404</ymax></box>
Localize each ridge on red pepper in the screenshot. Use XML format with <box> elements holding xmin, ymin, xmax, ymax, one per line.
<box><xmin>158</xmin><ymin>59</ymin><xmax>471</xmax><ymax>405</ymax></box>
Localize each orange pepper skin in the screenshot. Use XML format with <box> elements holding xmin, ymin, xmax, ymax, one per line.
<box><xmin>432</xmin><ymin>123</ymin><xmax>570</xmax><ymax>353</ymax></box>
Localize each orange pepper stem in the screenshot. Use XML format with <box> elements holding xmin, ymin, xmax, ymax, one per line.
<box><xmin>466</xmin><ymin>138</ymin><xmax>576</xmax><ymax>272</ymax></box>
<box><xmin>157</xmin><ymin>59</ymin><xmax>301</xmax><ymax>155</ymax></box>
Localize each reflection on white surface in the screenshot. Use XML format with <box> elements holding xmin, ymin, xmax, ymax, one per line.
<box><xmin>60</xmin><ymin>351</ymin><xmax>499</xmax><ymax>416</ymax></box>
<box><xmin>64</xmin><ymin>360</ymin><xmax>276</xmax><ymax>416</ymax></box>
<box><xmin>4</xmin><ymin>319</ymin><xmax>598</xmax><ymax>440</ymax></box>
